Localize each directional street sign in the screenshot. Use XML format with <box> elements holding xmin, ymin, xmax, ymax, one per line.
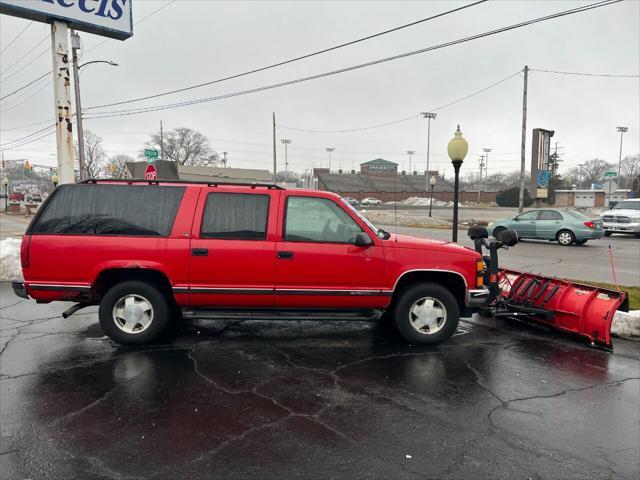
<box><xmin>604</xmin><ymin>170</ymin><xmax>617</xmax><ymax>178</ymax></box>
<box><xmin>144</xmin><ymin>163</ymin><xmax>158</xmax><ymax>180</ymax></box>
<box><xmin>144</xmin><ymin>149</ymin><xmax>159</xmax><ymax>162</ymax></box>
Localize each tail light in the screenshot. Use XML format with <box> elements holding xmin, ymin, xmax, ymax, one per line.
<box><xmin>476</xmin><ymin>258</ymin><xmax>484</xmax><ymax>287</ymax></box>
<box><xmin>584</xmin><ymin>221</ymin><xmax>596</xmax><ymax>229</ymax></box>
<box><xmin>20</xmin><ymin>235</ymin><xmax>31</xmax><ymax>268</ymax></box>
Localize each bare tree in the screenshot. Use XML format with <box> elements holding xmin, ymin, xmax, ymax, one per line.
<box><xmin>75</xmin><ymin>130</ymin><xmax>107</xmax><ymax>179</ymax></box>
<box><xmin>142</xmin><ymin>127</ymin><xmax>219</xmax><ymax>166</ymax></box>
<box><xmin>620</xmin><ymin>153</ymin><xmax>640</xmax><ymax>188</ymax></box>
<box><xmin>276</xmin><ymin>170</ymin><xmax>300</xmax><ymax>183</ymax></box>
<box><xmin>108</xmin><ymin>154</ymin><xmax>134</xmax><ymax>179</ymax></box>
<box><xmin>566</xmin><ymin>158</ymin><xmax>613</xmax><ymax>187</ymax></box>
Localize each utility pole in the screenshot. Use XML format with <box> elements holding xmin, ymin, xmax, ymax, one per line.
<box><xmin>272</xmin><ymin>113</ymin><xmax>277</xmax><ymax>183</ymax></box>
<box><xmin>160</xmin><ymin>120</ymin><xmax>165</xmax><ymax>161</ymax></box>
<box><xmin>281</xmin><ymin>139</ymin><xmax>292</xmax><ymax>178</ymax></box>
<box><xmin>70</xmin><ymin>29</ymin><xmax>83</xmax><ymax>181</ymax></box>
<box><xmin>222</xmin><ymin>152</ymin><xmax>228</xmax><ymax>167</ymax></box>
<box><xmin>616</xmin><ymin>126</ymin><xmax>628</xmax><ymax>178</ymax></box>
<box><xmin>326</xmin><ymin>147</ymin><xmax>335</xmax><ymax>171</ymax></box>
<box><xmin>421</xmin><ymin>112</ymin><xmax>437</xmax><ymax>191</ymax></box>
<box><xmin>478</xmin><ymin>155</ymin><xmax>485</xmax><ymax>203</ymax></box>
<box><xmin>406</xmin><ymin>150</ymin><xmax>415</xmax><ymax>173</ymax></box>
<box><xmin>518</xmin><ymin>66</ymin><xmax>529</xmax><ymax>212</ymax></box>
<box><xmin>482</xmin><ymin>147</ymin><xmax>492</xmax><ymax>184</ymax></box>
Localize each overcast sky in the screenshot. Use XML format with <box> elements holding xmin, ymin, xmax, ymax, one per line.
<box><xmin>1</xmin><ymin>0</ymin><xmax>638</xmax><ymax>178</ymax></box>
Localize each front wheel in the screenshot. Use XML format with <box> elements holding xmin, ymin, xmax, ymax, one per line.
<box><xmin>492</xmin><ymin>227</ymin><xmax>506</xmax><ymax>240</ymax></box>
<box><xmin>557</xmin><ymin>230</ymin><xmax>575</xmax><ymax>246</ymax></box>
<box><xmin>99</xmin><ymin>281</ymin><xmax>171</xmax><ymax>345</ymax></box>
<box><xmin>393</xmin><ymin>282</ymin><xmax>459</xmax><ymax>345</ymax></box>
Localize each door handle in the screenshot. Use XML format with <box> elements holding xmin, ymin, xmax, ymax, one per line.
<box><xmin>277</xmin><ymin>251</ymin><xmax>294</xmax><ymax>259</ymax></box>
<box><xmin>192</xmin><ymin>248</ymin><xmax>208</xmax><ymax>256</ymax></box>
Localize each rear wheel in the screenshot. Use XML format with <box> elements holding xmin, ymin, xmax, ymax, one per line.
<box><xmin>492</xmin><ymin>227</ymin><xmax>506</xmax><ymax>240</ymax></box>
<box><xmin>99</xmin><ymin>281</ymin><xmax>171</xmax><ymax>345</ymax></box>
<box><xmin>557</xmin><ymin>230</ymin><xmax>575</xmax><ymax>246</ymax></box>
<box><xmin>393</xmin><ymin>282</ymin><xmax>459</xmax><ymax>345</ymax></box>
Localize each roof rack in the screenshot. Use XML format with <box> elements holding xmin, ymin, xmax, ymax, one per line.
<box><xmin>80</xmin><ymin>178</ymin><xmax>284</xmax><ymax>190</ymax></box>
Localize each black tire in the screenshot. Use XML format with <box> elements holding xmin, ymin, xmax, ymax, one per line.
<box><xmin>99</xmin><ymin>280</ymin><xmax>171</xmax><ymax>345</ymax></box>
<box><xmin>574</xmin><ymin>239</ymin><xmax>588</xmax><ymax>245</ymax></box>
<box><xmin>393</xmin><ymin>282</ymin><xmax>460</xmax><ymax>345</ymax></box>
<box><xmin>492</xmin><ymin>227</ymin><xmax>506</xmax><ymax>240</ymax></box>
<box><xmin>556</xmin><ymin>229</ymin><xmax>575</xmax><ymax>246</ymax></box>
<box><xmin>604</xmin><ymin>231</ymin><xmax>612</xmax><ymax>237</ymax></box>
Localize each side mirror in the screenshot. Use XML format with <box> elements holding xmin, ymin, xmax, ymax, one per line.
<box><xmin>513</xmin><ymin>217</ymin><xmax>519</xmax><ymax>221</ymax></box>
<box><xmin>355</xmin><ymin>232</ymin><xmax>374</xmax><ymax>247</ymax></box>
<box><xmin>467</xmin><ymin>225</ymin><xmax>488</xmax><ymax>240</ymax></box>
<box><xmin>500</xmin><ymin>229</ymin><xmax>519</xmax><ymax>246</ymax></box>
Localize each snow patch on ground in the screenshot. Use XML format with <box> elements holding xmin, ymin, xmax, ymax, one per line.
<box><xmin>400</xmin><ymin>196</ymin><xmax>458</xmax><ymax>208</ymax></box>
<box><xmin>0</xmin><ymin>238</ymin><xmax>23</xmax><ymax>281</ymax></box>
<box><xmin>612</xmin><ymin>310</ymin><xmax>640</xmax><ymax>340</ymax></box>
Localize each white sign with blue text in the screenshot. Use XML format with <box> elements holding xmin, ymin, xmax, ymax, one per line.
<box><xmin>0</xmin><ymin>0</ymin><xmax>132</xmax><ymax>40</ymax></box>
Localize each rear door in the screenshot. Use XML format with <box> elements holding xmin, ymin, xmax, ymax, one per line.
<box><xmin>535</xmin><ymin>210</ymin><xmax>563</xmax><ymax>239</ymax></box>
<box><xmin>274</xmin><ymin>194</ymin><xmax>386</xmax><ymax>309</ymax></box>
<box><xmin>189</xmin><ymin>187</ymin><xmax>279</xmax><ymax>307</ymax></box>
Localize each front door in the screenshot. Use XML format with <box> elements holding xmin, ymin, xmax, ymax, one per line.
<box><xmin>512</xmin><ymin>210</ymin><xmax>539</xmax><ymax>238</ymax></box>
<box><xmin>535</xmin><ymin>210</ymin><xmax>562</xmax><ymax>239</ymax></box>
<box><xmin>275</xmin><ymin>194</ymin><xmax>386</xmax><ymax>308</ymax></box>
<box><xmin>189</xmin><ymin>188</ymin><xmax>279</xmax><ymax>307</ymax></box>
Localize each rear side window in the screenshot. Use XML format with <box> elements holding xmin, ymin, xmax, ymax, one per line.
<box><xmin>31</xmin><ymin>185</ymin><xmax>185</xmax><ymax>236</ymax></box>
<box><xmin>201</xmin><ymin>193</ymin><xmax>269</xmax><ymax>240</ymax></box>
<box><xmin>538</xmin><ymin>210</ymin><xmax>562</xmax><ymax>220</ymax></box>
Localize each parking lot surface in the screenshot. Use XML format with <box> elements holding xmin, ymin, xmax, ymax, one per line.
<box><xmin>1</xmin><ymin>283</ymin><xmax>638</xmax><ymax>479</ymax></box>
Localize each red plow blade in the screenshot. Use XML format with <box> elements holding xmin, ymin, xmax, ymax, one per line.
<box><xmin>496</xmin><ymin>269</ymin><xmax>628</xmax><ymax>348</ymax></box>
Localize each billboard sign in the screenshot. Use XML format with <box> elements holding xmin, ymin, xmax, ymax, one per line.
<box><xmin>0</xmin><ymin>0</ymin><xmax>133</xmax><ymax>40</ymax></box>
<box><xmin>530</xmin><ymin>128</ymin><xmax>554</xmax><ymax>199</ymax></box>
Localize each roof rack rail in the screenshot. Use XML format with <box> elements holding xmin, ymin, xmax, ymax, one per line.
<box><xmin>80</xmin><ymin>178</ymin><xmax>284</xmax><ymax>189</ymax></box>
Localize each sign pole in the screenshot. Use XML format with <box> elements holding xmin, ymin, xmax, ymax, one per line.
<box><xmin>518</xmin><ymin>65</ymin><xmax>528</xmax><ymax>213</ymax></box>
<box><xmin>51</xmin><ymin>21</ymin><xmax>75</xmax><ymax>185</ymax></box>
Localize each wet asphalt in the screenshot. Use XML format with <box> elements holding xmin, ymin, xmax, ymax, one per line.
<box><xmin>1</xmin><ymin>282</ymin><xmax>639</xmax><ymax>480</ymax></box>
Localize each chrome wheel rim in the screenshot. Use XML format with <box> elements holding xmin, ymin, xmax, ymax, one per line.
<box><xmin>112</xmin><ymin>294</ymin><xmax>154</xmax><ymax>335</ymax></box>
<box><xmin>558</xmin><ymin>232</ymin><xmax>573</xmax><ymax>245</ymax></box>
<box><xmin>409</xmin><ymin>297</ymin><xmax>447</xmax><ymax>335</ymax></box>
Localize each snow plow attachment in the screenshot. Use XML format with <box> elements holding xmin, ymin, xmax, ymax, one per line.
<box><xmin>495</xmin><ymin>269</ymin><xmax>628</xmax><ymax>348</ymax></box>
<box><xmin>467</xmin><ymin>226</ymin><xmax>628</xmax><ymax>349</ymax></box>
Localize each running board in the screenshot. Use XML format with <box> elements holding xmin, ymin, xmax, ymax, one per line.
<box><xmin>181</xmin><ymin>308</ymin><xmax>383</xmax><ymax>322</ymax></box>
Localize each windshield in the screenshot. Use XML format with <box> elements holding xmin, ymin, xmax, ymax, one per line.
<box><xmin>613</xmin><ymin>200</ymin><xmax>640</xmax><ymax>210</ymax></box>
<box><xmin>340</xmin><ymin>198</ymin><xmax>386</xmax><ymax>238</ymax></box>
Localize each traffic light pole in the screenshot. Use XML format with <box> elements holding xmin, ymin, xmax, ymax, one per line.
<box><xmin>50</xmin><ymin>21</ymin><xmax>75</xmax><ymax>185</ymax></box>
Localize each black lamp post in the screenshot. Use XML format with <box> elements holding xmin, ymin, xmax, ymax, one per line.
<box><xmin>447</xmin><ymin>125</ymin><xmax>468</xmax><ymax>243</ymax></box>
<box><xmin>428</xmin><ymin>175</ymin><xmax>436</xmax><ymax>218</ymax></box>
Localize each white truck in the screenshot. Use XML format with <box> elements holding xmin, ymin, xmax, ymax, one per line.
<box><xmin>600</xmin><ymin>198</ymin><xmax>640</xmax><ymax>238</ymax></box>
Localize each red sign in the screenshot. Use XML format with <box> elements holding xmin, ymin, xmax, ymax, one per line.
<box><xmin>144</xmin><ymin>163</ymin><xmax>158</xmax><ymax>180</ymax></box>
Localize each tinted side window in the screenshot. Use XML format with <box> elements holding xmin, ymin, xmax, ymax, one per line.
<box><xmin>538</xmin><ymin>210</ymin><xmax>562</xmax><ymax>220</ymax></box>
<box><xmin>32</xmin><ymin>185</ymin><xmax>185</xmax><ymax>236</ymax></box>
<box><xmin>285</xmin><ymin>196</ymin><xmax>362</xmax><ymax>243</ymax></box>
<box><xmin>201</xmin><ymin>193</ymin><xmax>269</xmax><ymax>240</ymax></box>
<box><xmin>516</xmin><ymin>210</ymin><xmax>538</xmax><ymax>221</ymax></box>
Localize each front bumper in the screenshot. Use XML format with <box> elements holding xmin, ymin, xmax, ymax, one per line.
<box><xmin>12</xmin><ymin>281</ymin><xmax>29</xmax><ymax>299</ymax></box>
<box><xmin>466</xmin><ymin>288</ymin><xmax>490</xmax><ymax>308</ymax></box>
<box><xmin>603</xmin><ymin>221</ymin><xmax>640</xmax><ymax>234</ymax></box>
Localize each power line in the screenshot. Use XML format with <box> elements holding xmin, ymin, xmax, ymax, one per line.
<box><xmin>0</xmin><ymin>123</ymin><xmax>55</xmax><ymax>148</ymax></box>
<box><xmin>2</xmin><ymin>129</ymin><xmax>55</xmax><ymax>150</ymax></box>
<box><xmin>0</xmin><ymin>44</ymin><xmax>50</xmax><ymax>84</ymax></box>
<box><xmin>0</xmin><ymin>34</ymin><xmax>49</xmax><ymax>78</ymax></box>
<box><xmin>0</xmin><ymin>71</ymin><xmax>49</xmax><ymax>101</ymax></box>
<box><xmin>86</xmin><ymin>0</ymin><xmax>488</xmax><ymax>111</ymax></box>
<box><xmin>278</xmin><ymin>71</ymin><xmax>520</xmax><ymax>133</ymax></box>
<box><xmin>531</xmin><ymin>68</ymin><xmax>639</xmax><ymax>78</ymax></box>
<box><xmin>84</xmin><ymin>0</ymin><xmax>622</xmax><ymax>120</ymax></box>
<box><xmin>0</xmin><ymin>21</ymin><xmax>34</xmax><ymax>55</ymax></box>
<box><xmin>0</xmin><ymin>118</ymin><xmax>54</xmax><ymax>133</ymax></box>
<box><xmin>0</xmin><ymin>76</ymin><xmax>51</xmax><ymax>113</ymax></box>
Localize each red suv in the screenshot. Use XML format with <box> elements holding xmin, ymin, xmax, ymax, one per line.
<box><xmin>13</xmin><ymin>180</ymin><xmax>488</xmax><ymax>345</ymax></box>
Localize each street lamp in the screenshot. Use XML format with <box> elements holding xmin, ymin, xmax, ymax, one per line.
<box><xmin>51</xmin><ymin>174</ymin><xmax>59</xmax><ymax>189</ymax></box>
<box><xmin>421</xmin><ymin>112</ymin><xmax>437</xmax><ymax>190</ymax></box>
<box><xmin>616</xmin><ymin>126</ymin><xmax>628</xmax><ymax>180</ymax></box>
<box><xmin>428</xmin><ymin>175</ymin><xmax>436</xmax><ymax>218</ymax></box>
<box><xmin>447</xmin><ymin>125</ymin><xmax>468</xmax><ymax>243</ymax></box>
<box><xmin>2</xmin><ymin>176</ymin><xmax>8</xmax><ymax>212</ymax></box>
<box><xmin>326</xmin><ymin>147</ymin><xmax>335</xmax><ymax>171</ymax></box>
<box><xmin>71</xmin><ymin>29</ymin><xmax>119</xmax><ymax>181</ymax></box>
<box><xmin>281</xmin><ymin>139</ymin><xmax>292</xmax><ymax>178</ymax></box>
<box><xmin>406</xmin><ymin>150</ymin><xmax>415</xmax><ymax>172</ymax></box>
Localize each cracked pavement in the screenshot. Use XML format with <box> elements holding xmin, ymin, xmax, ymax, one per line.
<box><xmin>1</xmin><ymin>282</ymin><xmax>639</xmax><ymax>479</ymax></box>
